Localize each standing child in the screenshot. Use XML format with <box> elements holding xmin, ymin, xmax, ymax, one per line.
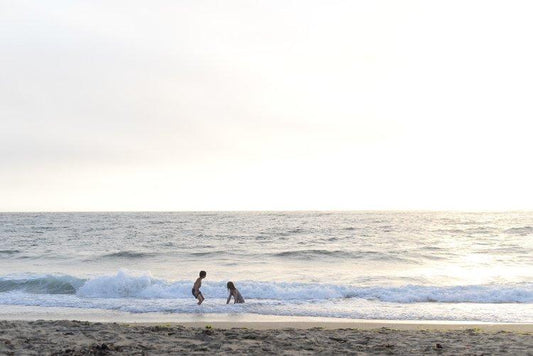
<box><xmin>192</xmin><ymin>271</ymin><xmax>206</xmax><ymax>305</ymax></box>
<box><xmin>226</xmin><ymin>281</ymin><xmax>245</xmax><ymax>304</ymax></box>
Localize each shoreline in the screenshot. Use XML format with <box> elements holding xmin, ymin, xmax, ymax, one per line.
<box><xmin>0</xmin><ymin>305</ymin><xmax>531</xmax><ymax>332</ymax></box>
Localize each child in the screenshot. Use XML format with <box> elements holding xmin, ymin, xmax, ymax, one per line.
<box><xmin>192</xmin><ymin>271</ymin><xmax>206</xmax><ymax>305</ymax></box>
<box><xmin>226</xmin><ymin>281</ymin><xmax>245</xmax><ymax>304</ymax></box>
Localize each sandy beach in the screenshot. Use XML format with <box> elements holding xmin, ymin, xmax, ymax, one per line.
<box><xmin>0</xmin><ymin>320</ymin><xmax>531</xmax><ymax>355</ymax></box>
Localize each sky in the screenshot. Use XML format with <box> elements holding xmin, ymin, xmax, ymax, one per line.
<box><xmin>1</xmin><ymin>0</ymin><xmax>532</xmax><ymax>211</ymax></box>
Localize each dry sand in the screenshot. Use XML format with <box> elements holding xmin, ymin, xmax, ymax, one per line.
<box><xmin>0</xmin><ymin>320</ymin><xmax>532</xmax><ymax>355</ymax></box>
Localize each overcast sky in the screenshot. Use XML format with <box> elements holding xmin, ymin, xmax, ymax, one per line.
<box><xmin>1</xmin><ymin>0</ymin><xmax>532</xmax><ymax>211</ymax></box>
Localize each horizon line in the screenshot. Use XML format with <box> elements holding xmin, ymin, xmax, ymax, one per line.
<box><xmin>1</xmin><ymin>209</ymin><xmax>531</xmax><ymax>214</ymax></box>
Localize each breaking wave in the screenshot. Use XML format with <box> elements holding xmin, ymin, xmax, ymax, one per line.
<box><xmin>1</xmin><ymin>271</ymin><xmax>531</xmax><ymax>304</ymax></box>
<box><xmin>0</xmin><ymin>275</ymin><xmax>84</xmax><ymax>294</ymax></box>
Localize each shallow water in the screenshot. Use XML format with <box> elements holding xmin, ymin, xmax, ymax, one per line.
<box><xmin>0</xmin><ymin>211</ymin><xmax>531</xmax><ymax>322</ymax></box>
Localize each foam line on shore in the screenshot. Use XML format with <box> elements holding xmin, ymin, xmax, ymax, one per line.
<box><xmin>0</xmin><ymin>305</ymin><xmax>531</xmax><ymax>332</ymax></box>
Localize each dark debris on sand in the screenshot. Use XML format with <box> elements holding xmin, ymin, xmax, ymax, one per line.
<box><xmin>0</xmin><ymin>320</ymin><xmax>532</xmax><ymax>355</ymax></box>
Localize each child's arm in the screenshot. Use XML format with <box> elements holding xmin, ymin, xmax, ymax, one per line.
<box><xmin>226</xmin><ymin>291</ymin><xmax>232</xmax><ymax>304</ymax></box>
<box><xmin>193</xmin><ymin>278</ymin><xmax>200</xmax><ymax>293</ymax></box>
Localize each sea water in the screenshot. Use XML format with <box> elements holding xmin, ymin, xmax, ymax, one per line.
<box><xmin>0</xmin><ymin>211</ymin><xmax>531</xmax><ymax>322</ymax></box>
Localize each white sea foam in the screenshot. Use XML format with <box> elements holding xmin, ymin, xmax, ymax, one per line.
<box><xmin>2</xmin><ymin>271</ymin><xmax>532</xmax><ymax>304</ymax></box>
<box><xmin>0</xmin><ymin>291</ymin><xmax>532</xmax><ymax>323</ymax></box>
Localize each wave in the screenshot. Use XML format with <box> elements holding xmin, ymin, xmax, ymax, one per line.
<box><xmin>504</xmin><ymin>226</ymin><xmax>533</xmax><ymax>236</ymax></box>
<box><xmin>99</xmin><ymin>251</ymin><xmax>156</xmax><ymax>259</ymax></box>
<box><xmin>1</xmin><ymin>271</ymin><xmax>532</xmax><ymax>304</ymax></box>
<box><xmin>189</xmin><ymin>251</ymin><xmax>228</xmax><ymax>257</ymax></box>
<box><xmin>345</xmin><ymin>285</ymin><xmax>533</xmax><ymax>303</ymax></box>
<box><xmin>272</xmin><ymin>249</ymin><xmax>353</xmax><ymax>258</ymax></box>
<box><xmin>0</xmin><ymin>249</ymin><xmax>21</xmax><ymax>255</ymax></box>
<box><xmin>275</xmin><ymin>228</ymin><xmax>306</xmax><ymax>236</ymax></box>
<box><xmin>270</xmin><ymin>250</ymin><xmax>416</xmax><ymax>263</ymax></box>
<box><xmin>433</xmin><ymin>228</ymin><xmax>465</xmax><ymax>234</ymax></box>
<box><xmin>0</xmin><ymin>275</ymin><xmax>84</xmax><ymax>294</ymax></box>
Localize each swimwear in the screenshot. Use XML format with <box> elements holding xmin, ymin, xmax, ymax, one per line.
<box><xmin>233</xmin><ymin>290</ymin><xmax>244</xmax><ymax>303</ymax></box>
<box><xmin>192</xmin><ymin>288</ymin><xmax>202</xmax><ymax>298</ymax></box>
<box><xmin>232</xmin><ymin>289</ymin><xmax>245</xmax><ymax>303</ymax></box>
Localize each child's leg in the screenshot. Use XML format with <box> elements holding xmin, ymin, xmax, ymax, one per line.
<box><xmin>197</xmin><ymin>293</ymin><xmax>204</xmax><ymax>305</ymax></box>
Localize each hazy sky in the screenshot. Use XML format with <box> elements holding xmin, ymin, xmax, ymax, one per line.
<box><xmin>1</xmin><ymin>0</ymin><xmax>532</xmax><ymax>211</ymax></box>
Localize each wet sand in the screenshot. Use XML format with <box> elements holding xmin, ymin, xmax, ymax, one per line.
<box><xmin>0</xmin><ymin>320</ymin><xmax>532</xmax><ymax>355</ymax></box>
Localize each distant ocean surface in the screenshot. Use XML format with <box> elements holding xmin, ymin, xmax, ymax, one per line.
<box><xmin>0</xmin><ymin>212</ymin><xmax>531</xmax><ymax>322</ymax></box>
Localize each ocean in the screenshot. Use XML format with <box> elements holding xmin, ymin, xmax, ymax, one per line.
<box><xmin>0</xmin><ymin>211</ymin><xmax>531</xmax><ymax>323</ymax></box>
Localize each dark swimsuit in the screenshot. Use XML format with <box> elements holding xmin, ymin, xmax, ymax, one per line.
<box><xmin>192</xmin><ymin>288</ymin><xmax>202</xmax><ymax>298</ymax></box>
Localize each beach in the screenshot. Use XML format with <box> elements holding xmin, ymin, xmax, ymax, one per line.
<box><xmin>1</xmin><ymin>319</ymin><xmax>532</xmax><ymax>355</ymax></box>
<box><xmin>1</xmin><ymin>212</ymin><xmax>531</xmax><ymax>354</ymax></box>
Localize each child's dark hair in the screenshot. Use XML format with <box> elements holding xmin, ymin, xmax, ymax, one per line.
<box><xmin>227</xmin><ymin>281</ymin><xmax>235</xmax><ymax>290</ymax></box>
<box><xmin>199</xmin><ymin>271</ymin><xmax>206</xmax><ymax>278</ymax></box>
